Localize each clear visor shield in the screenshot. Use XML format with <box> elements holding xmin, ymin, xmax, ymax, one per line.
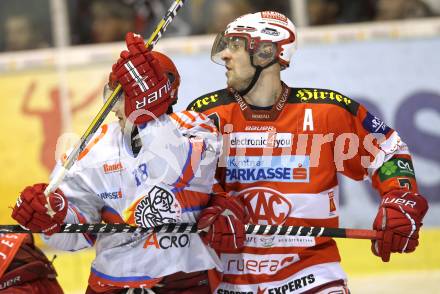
<box><xmin>102</xmin><ymin>84</ymin><xmax>123</xmax><ymax>110</ymax></box>
<box><xmin>211</xmin><ymin>32</ymin><xmax>248</xmax><ymax>65</ymax></box>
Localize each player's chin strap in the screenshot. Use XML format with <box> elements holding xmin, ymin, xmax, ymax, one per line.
<box><xmin>238</xmin><ymin>56</ymin><xmax>278</xmax><ymax>96</ymax></box>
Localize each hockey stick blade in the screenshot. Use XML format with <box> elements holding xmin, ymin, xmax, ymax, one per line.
<box><xmin>0</xmin><ymin>223</ymin><xmax>378</xmax><ymax>239</ymax></box>
<box><xmin>43</xmin><ymin>0</ymin><xmax>186</xmax><ymax>216</ymax></box>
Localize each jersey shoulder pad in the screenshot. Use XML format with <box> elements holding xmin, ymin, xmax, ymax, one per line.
<box><xmin>288</xmin><ymin>87</ymin><xmax>360</xmax><ymax>115</ymax></box>
<box><xmin>187</xmin><ymin>88</ymin><xmax>234</xmax><ymax>112</ymax></box>
<box><xmin>169</xmin><ymin>111</ymin><xmax>218</xmax><ymax>134</ymax></box>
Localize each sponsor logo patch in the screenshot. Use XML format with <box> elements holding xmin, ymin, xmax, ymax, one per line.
<box><xmin>124</xmin><ymin>186</ymin><xmax>181</xmax><ymax>227</ymax></box>
<box><xmin>295</xmin><ymin>88</ymin><xmax>359</xmax><ymax>114</ymax></box>
<box><xmin>190</xmin><ymin>94</ymin><xmax>220</xmax><ymax>110</ymax></box>
<box><xmin>296</xmin><ymin>89</ymin><xmax>352</xmax><ymax>105</ymax></box>
<box><xmin>135</xmin><ymin>79</ymin><xmax>171</xmax><ymax>109</ymax></box>
<box><xmin>216</xmin><ymin>290</ymin><xmax>252</xmax><ymax>294</ymax></box>
<box><xmin>229</xmin><ymin>132</ymin><xmax>293</xmax><ymax>148</ymax></box>
<box><xmin>143</xmin><ymin>233</ymin><xmax>191</xmax><ymax>250</ymax></box>
<box><xmin>245</xmin><ymin>235</ymin><xmax>316</xmax><ymax>248</ymax></box>
<box><xmin>225</xmin><ymin>155</ymin><xmax>310</xmax><ymax>183</ymax></box>
<box><xmin>234</xmin><ymin>27</ymin><xmax>257</xmax><ymax>32</ymax></box>
<box><xmin>103</xmin><ymin>162</ymin><xmax>124</xmax><ymax>173</ymax></box>
<box><xmin>378</xmin><ymin>158</ymin><xmax>415</xmax><ymax>181</ymax></box>
<box><xmin>221</xmin><ymin>253</ymin><xmax>299</xmax><ymax>275</ymax></box>
<box><xmin>244</xmin><ymin>125</ymin><xmax>275</xmax><ymax>132</ymax></box>
<box><xmin>261</xmin><ymin>28</ymin><xmax>280</xmax><ymax>36</ymax></box>
<box><xmin>97</xmin><ymin>190</ymin><xmax>122</xmax><ymax>199</ymax></box>
<box><xmin>362</xmin><ymin>112</ymin><xmax>391</xmax><ymax>135</ymax></box>
<box><xmin>261</xmin><ymin>11</ymin><xmax>288</xmax><ymax>23</ymax></box>
<box><xmin>238</xmin><ymin>187</ymin><xmax>292</xmax><ymax>225</ymax></box>
<box><xmin>267</xmin><ymin>274</ymin><xmax>316</xmax><ymax>294</ymax></box>
<box><xmin>0</xmin><ymin>276</ymin><xmax>21</xmax><ymax>290</ymax></box>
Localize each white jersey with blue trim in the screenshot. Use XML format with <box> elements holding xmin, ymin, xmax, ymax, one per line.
<box><xmin>43</xmin><ymin>111</ymin><xmax>222</xmax><ymax>289</ymax></box>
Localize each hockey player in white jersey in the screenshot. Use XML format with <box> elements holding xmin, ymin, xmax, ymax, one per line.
<box><xmin>11</xmin><ymin>33</ymin><xmax>248</xmax><ymax>294</ymax></box>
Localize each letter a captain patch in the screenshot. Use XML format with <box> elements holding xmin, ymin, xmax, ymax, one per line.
<box><xmin>303</xmin><ymin>108</ymin><xmax>314</xmax><ymax>131</ymax></box>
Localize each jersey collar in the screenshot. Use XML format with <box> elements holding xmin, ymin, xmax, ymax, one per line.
<box><xmin>231</xmin><ymin>82</ymin><xmax>290</xmax><ymax>121</ymax></box>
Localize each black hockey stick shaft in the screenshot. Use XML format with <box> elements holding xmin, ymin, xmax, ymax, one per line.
<box><xmin>0</xmin><ymin>223</ymin><xmax>378</xmax><ymax>239</ymax></box>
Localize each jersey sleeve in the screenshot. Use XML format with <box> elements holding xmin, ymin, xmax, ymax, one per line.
<box><xmin>136</xmin><ymin>111</ymin><xmax>221</xmax><ymax>193</ymax></box>
<box><xmin>187</xmin><ymin>92</ymin><xmax>234</xmax><ymax>192</ymax></box>
<box><xmin>331</xmin><ymin>102</ymin><xmax>418</xmax><ymax>196</ymax></box>
<box><xmin>42</xmin><ymin>162</ymin><xmax>105</xmax><ymax>251</ymax></box>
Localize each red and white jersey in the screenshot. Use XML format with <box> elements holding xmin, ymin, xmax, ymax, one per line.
<box><xmin>44</xmin><ymin>111</ymin><xmax>223</xmax><ymax>291</ymax></box>
<box><xmin>188</xmin><ymin>84</ymin><xmax>418</xmax><ymax>293</ymax></box>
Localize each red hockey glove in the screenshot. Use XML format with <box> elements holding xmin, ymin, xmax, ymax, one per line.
<box><xmin>197</xmin><ymin>192</ymin><xmax>249</xmax><ymax>251</ymax></box>
<box><xmin>11</xmin><ymin>183</ymin><xmax>68</xmax><ymax>235</ymax></box>
<box><xmin>372</xmin><ymin>190</ymin><xmax>428</xmax><ymax>262</ymax></box>
<box><xmin>110</xmin><ymin>32</ymin><xmax>172</xmax><ymax>124</ymax></box>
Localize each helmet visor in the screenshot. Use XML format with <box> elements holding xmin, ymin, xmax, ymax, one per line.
<box><xmin>211</xmin><ymin>32</ymin><xmax>248</xmax><ymax>66</ymax></box>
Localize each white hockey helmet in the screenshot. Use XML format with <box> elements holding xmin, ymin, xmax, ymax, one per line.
<box><xmin>211</xmin><ymin>11</ymin><xmax>297</xmax><ymax>69</ymax></box>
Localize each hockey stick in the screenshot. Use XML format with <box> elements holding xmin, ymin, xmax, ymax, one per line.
<box><xmin>0</xmin><ymin>223</ymin><xmax>379</xmax><ymax>240</ymax></box>
<box><xmin>43</xmin><ymin>0</ymin><xmax>186</xmax><ymax>217</ymax></box>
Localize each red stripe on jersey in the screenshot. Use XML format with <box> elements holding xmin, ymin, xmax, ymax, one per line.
<box><xmin>198</xmin><ymin>112</ymin><xmax>209</xmax><ymax>120</ymax></box>
<box><xmin>89</xmin><ymin>270</ymin><xmax>162</xmax><ymax>291</ymax></box>
<box><xmin>173</xmin><ymin>140</ymin><xmax>204</xmax><ymax>190</ymax></box>
<box><xmin>101</xmin><ymin>205</ymin><xmax>125</xmax><ymax>224</ymax></box>
<box><xmin>181</xmin><ymin>110</ymin><xmax>196</xmax><ymax>122</ymax></box>
<box><xmin>200</xmin><ymin>123</ymin><xmax>217</xmax><ymax>133</ymax></box>
<box><xmin>170</xmin><ymin>112</ymin><xmax>194</xmax><ymax>130</ymax></box>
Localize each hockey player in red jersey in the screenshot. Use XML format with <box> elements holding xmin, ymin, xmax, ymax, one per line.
<box><xmin>0</xmin><ymin>233</ymin><xmax>63</xmax><ymax>293</ymax></box>
<box><xmin>11</xmin><ymin>33</ymin><xmax>247</xmax><ymax>294</ymax></box>
<box><xmin>186</xmin><ymin>11</ymin><xmax>429</xmax><ymax>293</ymax></box>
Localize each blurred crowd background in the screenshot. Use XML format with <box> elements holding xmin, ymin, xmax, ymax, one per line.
<box><xmin>1</xmin><ymin>0</ymin><xmax>439</xmax><ymax>52</ymax></box>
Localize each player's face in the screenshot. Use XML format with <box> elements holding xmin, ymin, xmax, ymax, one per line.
<box><xmin>220</xmin><ymin>37</ymin><xmax>256</xmax><ymax>91</ymax></box>
<box><xmin>112</xmin><ymin>95</ymin><xmax>126</xmax><ymax>129</ymax></box>
<box><xmin>103</xmin><ymin>84</ymin><xmax>126</xmax><ymax>128</ymax></box>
